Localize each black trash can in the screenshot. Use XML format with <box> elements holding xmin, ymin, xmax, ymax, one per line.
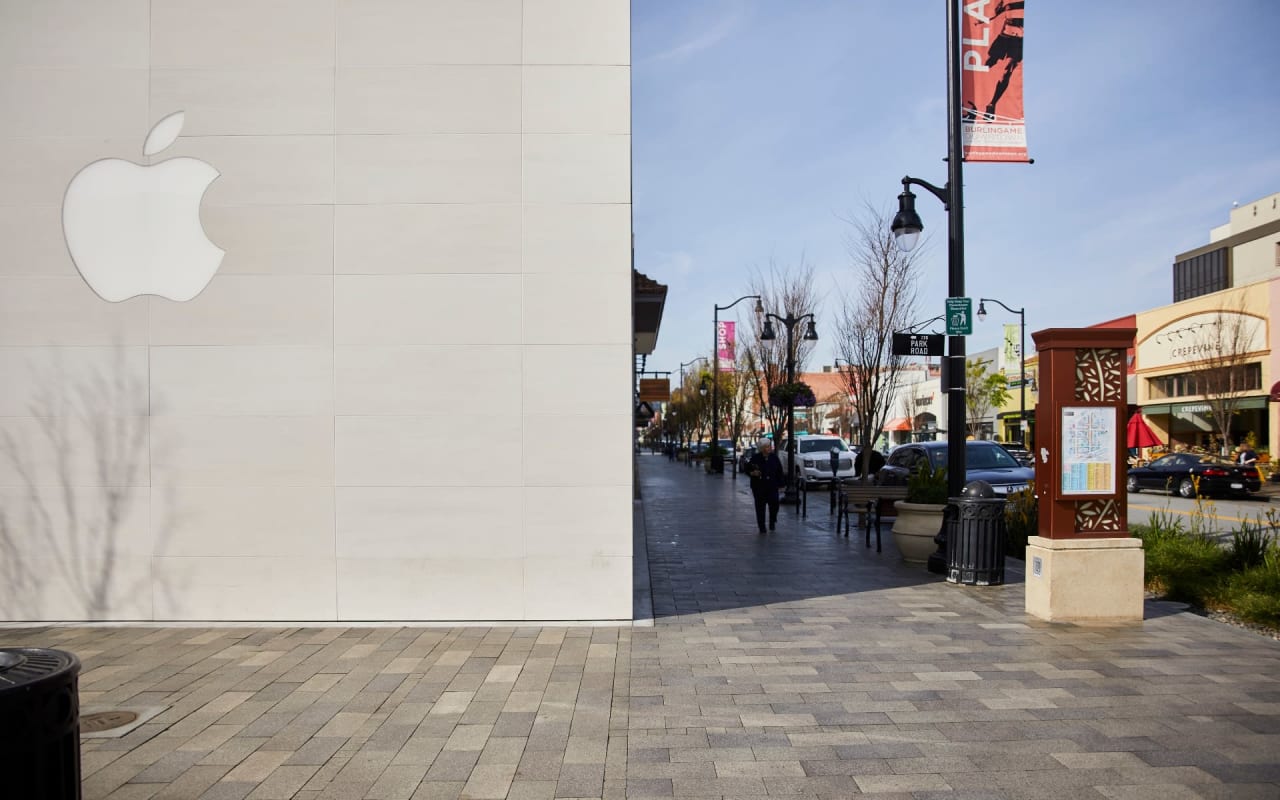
<box><xmin>946</xmin><ymin>481</ymin><xmax>1007</xmax><ymax>586</ymax></box>
<box><xmin>0</xmin><ymin>648</ymin><xmax>82</xmax><ymax>799</ymax></box>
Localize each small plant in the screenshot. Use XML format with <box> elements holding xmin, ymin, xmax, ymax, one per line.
<box><xmin>906</xmin><ymin>461</ymin><xmax>948</xmax><ymax>504</ymax></box>
<box><xmin>1004</xmin><ymin>488</ymin><xmax>1038</xmax><ymax>559</ymax></box>
<box><xmin>1218</xmin><ymin>549</ymin><xmax>1280</xmax><ymax>626</ymax></box>
<box><xmin>1228</xmin><ymin>519</ymin><xmax>1272</xmax><ymax>571</ymax></box>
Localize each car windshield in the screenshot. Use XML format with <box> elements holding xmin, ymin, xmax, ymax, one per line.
<box><xmin>929</xmin><ymin>444</ymin><xmax>1021</xmax><ymax>470</ymax></box>
<box><xmin>799</xmin><ymin>439</ymin><xmax>848</xmax><ymax>453</ymax></box>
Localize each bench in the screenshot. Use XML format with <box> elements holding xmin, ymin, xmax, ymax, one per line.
<box><xmin>837</xmin><ymin>483</ymin><xmax>908</xmax><ymax>552</ymax></box>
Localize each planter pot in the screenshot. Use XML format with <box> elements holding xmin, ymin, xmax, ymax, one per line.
<box><xmin>891</xmin><ymin>501</ymin><xmax>947</xmax><ymax>563</ymax></box>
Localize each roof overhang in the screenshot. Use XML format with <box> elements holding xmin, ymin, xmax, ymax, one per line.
<box><xmin>634</xmin><ymin>269</ymin><xmax>668</xmax><ymax>356</ymax></box>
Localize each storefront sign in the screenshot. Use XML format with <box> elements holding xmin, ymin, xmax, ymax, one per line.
<box><xmin>1137</xmin><ymin>310</ymin><xmax>1266</xmax><ymax>368</ymax></box>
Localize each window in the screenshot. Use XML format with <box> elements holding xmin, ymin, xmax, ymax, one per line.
<box><xmin>1172</xmin><ymin>247</ymin><xmax>1228</xmax><ymax>301</ymax></box>
<box><xmin>1147</xmin><ymin>363</ymin><xmax>1261</xmax><ymax>399</ymax></box>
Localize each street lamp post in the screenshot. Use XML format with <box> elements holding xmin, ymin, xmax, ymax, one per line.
<box><xmin>888</xmin><ymin>0</ymin><xmax>968</xmax><ymax>505</ymax></box>
<box><xmin>712</xmin><ymin>295</ymin><xmax>763</xmax><ymax>475</ymax></box>
<box><xmin>760</xmin><ymin>311</ymin><xmax>818</xmax><ymax>503</ymax></box>
<box><xmin>977</xmin><ymin>298</ymin><xmax>1027</xmax><ymax>446</ymax></box>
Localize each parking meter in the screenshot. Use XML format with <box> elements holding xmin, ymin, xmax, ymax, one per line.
<box><xmin>829</xmin><ymin>447</ymin><xmax>840</xmax><ymax>480</ymax></box>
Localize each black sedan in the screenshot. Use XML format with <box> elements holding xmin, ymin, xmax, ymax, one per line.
<box><xmin>878</xmin><ymin>440</ymin><xmax>1034</xmax><ymax>496</ymax></box>
<box><xmin>1126</xmin><ymin>453</ymin><xmax>1261</xmax><ymax>498</ymax></box>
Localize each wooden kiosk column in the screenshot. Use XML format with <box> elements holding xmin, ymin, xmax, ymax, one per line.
<box><xmin>1025</xmin><ymin>328</ymin><xmax>1144</xmax><ymax>622</ymax></box>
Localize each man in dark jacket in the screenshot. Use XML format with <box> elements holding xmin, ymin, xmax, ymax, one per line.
<box><xmin>746</xmin><ymin>439</ymin><xmax>785</xmax><ymax>534</ymax></box>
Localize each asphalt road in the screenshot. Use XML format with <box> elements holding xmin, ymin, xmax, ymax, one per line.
<box><xmin>1126</xmin><ymin>487</ymin><xmax>1278</xmax><ymax>536</ymax></box>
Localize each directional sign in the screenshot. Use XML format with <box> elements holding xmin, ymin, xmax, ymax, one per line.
<box><xmin>892</xmin><ymin>333</ymin><xmax>945</xmax><ymax>357</ymax></box>
<box><xmin>946</xmin><ymin>297</ymin><xmax>972</xmax><ymax>336</ymax></box>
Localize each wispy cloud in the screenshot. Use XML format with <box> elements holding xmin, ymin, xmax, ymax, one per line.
<box><xmin>640</xmin><ymin>3</ymin><xmax>744</xmax><ymax>64</ymax></box>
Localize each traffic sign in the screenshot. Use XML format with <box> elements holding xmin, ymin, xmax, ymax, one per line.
<box><xmin>945</xmin><ymin>297</ymin><xmax>972</xmax><ymax>336</ymax></box>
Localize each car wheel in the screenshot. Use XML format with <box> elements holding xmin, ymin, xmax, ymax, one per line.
<box><xmin>1178</xmin><ymin>477</ymin><xmax>1196</xmax><ymax>499</ymax></box>
<box><xmin>1125</xmin><ymin>475</ymin><xmax>1139</xmax><ymax>493</ymax></box>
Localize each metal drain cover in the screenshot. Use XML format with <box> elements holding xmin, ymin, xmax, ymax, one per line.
<box><xmin>79</xmin><ymin>705</ymin><xmax>166</xmax><ymax>739</ymax></box>
<box><xmin>82</xmin><ymin>710</ymin><xmax>139</xmax><ymax>733</ymax></box>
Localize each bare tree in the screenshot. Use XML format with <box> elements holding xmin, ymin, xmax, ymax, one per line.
<box><xmin>742</xmin><ymin>258</ymin><xmax>820</xmax><ymax>442</ymax></box>
<box><xmin>833</xmin><ymin>205</ymin><xmax>921</xmax><ymax>478</ymax></box>
<box><xmin>725</xmin><ymin>340</ymin><xmax>759</xmax><ymax>451</ymax></box>
<box><xmin>1188</xmin><ymin>298</ymin><xmax>1265</xmax><ymax>455</ymax></box>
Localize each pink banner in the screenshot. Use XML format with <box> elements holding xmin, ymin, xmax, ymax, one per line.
<box><xmin>716</xmin><ymin>321</ymin><xmax>735</xmax><ymax>370</ymax></box>
<box><xmin>961</xmin><ymin>0</ymin><xmax>1029</xmax><ymax>162</ymax></box>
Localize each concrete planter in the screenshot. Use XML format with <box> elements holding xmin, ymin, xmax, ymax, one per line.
<box><xmin>891</xmin><ymin>501</ymin><xmax>946</xmax><ymax>563</ymax></box>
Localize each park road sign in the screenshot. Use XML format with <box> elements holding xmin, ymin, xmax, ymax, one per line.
<box><xmin>946</xmin><ymin>297</ymin><xmax>972</xmax><ymax>336</ymax></box>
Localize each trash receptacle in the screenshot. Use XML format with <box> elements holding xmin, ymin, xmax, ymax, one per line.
<box><xmin>946</xmin><ymin>480</ymin><xmax>1006</xmax><ymax>586</ymax></box>
<box><xmin>0</xmin><ymin>648</ymin><xmax>82</xmax><ymax>799</ymax></box>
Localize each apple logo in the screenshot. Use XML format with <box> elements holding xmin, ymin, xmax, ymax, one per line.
<box><xmin>62</xmin><ymin>111</ymin><xmax>224</xmax><ymax>302</ymax></box>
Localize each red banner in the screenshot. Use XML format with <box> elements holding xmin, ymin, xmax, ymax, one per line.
<box><xmin>961</xmin><ymin>0</ymin><xmax>1028</xmax><ymax>162</ymax></box>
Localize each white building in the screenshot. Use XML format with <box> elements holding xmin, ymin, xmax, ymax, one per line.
<box><xmin>0</xmin><ymin>1</ymin><xmax>635</xmax><ymax>622</ymax></box>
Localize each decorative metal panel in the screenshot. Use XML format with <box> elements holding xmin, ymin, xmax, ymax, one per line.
<box><xmin>1075</xmin><ymin>498</ymin><xmax>1123</xmax><ymax>532</ymax></box>
<box><xmin>1075</xmin><ymin>348</ymin><xmax>1124</xmax><ymax>403</ymax></box>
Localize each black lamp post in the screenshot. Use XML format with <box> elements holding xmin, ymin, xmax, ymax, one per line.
<box><xmin>712</xmin><ymin>295</ymin><xmax>763</xmax><ymax>474</ymax></box>
<box><xmin>977</xmin><ymin>298</ymin><xmax>1027</xmax><ymax>446</ymax></box>
<box><xmin>760</xmin><ymin>312</ymin><xmax>818</xmax><ymax>503</ymax></box>
<box><xmin>889</xmin><ymin>0</ymin><xmax>968</xmax><ymax>504</ymax></box>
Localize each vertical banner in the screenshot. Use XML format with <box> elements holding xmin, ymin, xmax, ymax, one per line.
<box><xmin>1003</xmin><ymin>323</ymin><xmax>1020</xmax><ymax>365</ymax></box>
<box><xmin>716</xmin><ymin>321</ymin><xmax>735</xmax><ymax>370</ymax></box>
<box><xmin>961</xmin><ymin>0</ymin><xmax>1029</xmax><ymax>162</ymax></box>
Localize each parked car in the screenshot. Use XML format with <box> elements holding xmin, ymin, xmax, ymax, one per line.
<box><xmin>715</xmin><ymin>438</ymin><xmax>736</xmax><ymax>462</ymax></box>
<box><xmin>878</xmin><ymin>440</ymin><xmax>1034</xmax><ymax>496</ymax></box>
<box><xmin>1126</xmin><ymin>453</ymin><xmax>1261</xmax><ymax>498</ymax></box>
<box><xmin>998</xmin><ymin>443</ymin><xmax>1034</xmax><ymax>467</ymax></box>
<box><xmin>777</xmin><ymin>434</ymin><xmax>858</xmax><ymax>487</ymax></box>
<box><xmin>738</xmin><ymin>444</ymin><xmax>758</xmax><ymax>473</ymax></box>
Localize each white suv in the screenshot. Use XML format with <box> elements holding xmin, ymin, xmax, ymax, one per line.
<box><xmin>778</xmin><ymin>435</ymin><xmax>858</xmax><ymax>487</ymax></box>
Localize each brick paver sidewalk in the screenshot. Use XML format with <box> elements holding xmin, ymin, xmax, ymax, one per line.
<box><xmin>2</xmin><ymin>454</ymin><xmax>1277</xmax><ymax>799</ymax></box>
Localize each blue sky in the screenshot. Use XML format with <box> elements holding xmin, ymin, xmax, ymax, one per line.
<box><xmin>632</xmin><ymin>0</ymin><xmax>1280</xmax><ymax>375</ymax></box>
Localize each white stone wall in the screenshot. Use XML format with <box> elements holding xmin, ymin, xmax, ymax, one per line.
<box><xmin>0</xmin><ymin>0</ymin><xmax>633</xmax><ymax>621</ymax></box>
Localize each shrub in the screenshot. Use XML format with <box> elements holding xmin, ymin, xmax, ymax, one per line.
<box><xmin>1141</xmin><ymin>528</ymin><xmax>1229</xmax><ymax>604</ymax></box>
<box><xmin>1227</xmin><ymin>520</ymin><xmax>1273</xmax><ymax>572</ymax></box>
<box><xmin>1218</xmin><ymin>551</ymin><xmax>1280</xmax><ymax>626</ymax></box>
<box><xmin>1003</xmin><ymin>488</ymin><xmax>1037</xmax><ymax>560</ymax></box>
<box><xmin>906</xmin><ymin>462</ymin><xmax>948</xmax><ymax>505</ymax></box>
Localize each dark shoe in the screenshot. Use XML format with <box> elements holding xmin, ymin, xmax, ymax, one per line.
<box><xmin>758</xmin><ymin>528</ymin><xmax>767</xmax><ymax>535</ymax></box>
<box><xmin>769</xmin><ymin>523</ymin><xmax>776</xmax><ymax>532</ymax></box>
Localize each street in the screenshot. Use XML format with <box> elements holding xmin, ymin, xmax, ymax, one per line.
<box><xmin>1127</xmin><ymin>488</ymin><xmax>1277</xmax><ymax>537</ymax></box>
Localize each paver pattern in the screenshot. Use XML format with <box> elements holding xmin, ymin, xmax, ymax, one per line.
<box><xmin>2</xmin><ymin>454</ymin><xmax>1277</xmax><ymax>799</ymax></box>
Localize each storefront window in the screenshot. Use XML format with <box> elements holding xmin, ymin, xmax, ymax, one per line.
<box><xmin>1148</xmin><ymin>363</ymin><xmax>1260</xmax><ymax>399</ymax></box>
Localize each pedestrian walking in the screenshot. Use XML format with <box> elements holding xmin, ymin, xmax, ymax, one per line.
<box><xmin>746</xmin><ymin>439</ymin><xmax>784</xmax><ymax>534</ymax></box>
<box><xmin>1238</xmin><ymin>443</ymin><xmax>1258</xmax><ymax>466</ymax></box>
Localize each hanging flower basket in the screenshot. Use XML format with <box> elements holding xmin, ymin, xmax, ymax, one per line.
<box><xmin>769</xmin><ymin>381</ymin><xmax>816</xmax><ymax>408</ymax></box>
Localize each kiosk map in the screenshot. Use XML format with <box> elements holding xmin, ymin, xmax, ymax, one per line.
<box><xmin>1061</xmin><ymin>406</ymin><xmax>1115</xmax><ymax>494</ymax></box>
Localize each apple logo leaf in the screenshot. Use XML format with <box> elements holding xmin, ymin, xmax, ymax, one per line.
<box><xmin>143</xmin><ymin>111</ymin><xmax>185</xmax><ymax>156</ymax></box>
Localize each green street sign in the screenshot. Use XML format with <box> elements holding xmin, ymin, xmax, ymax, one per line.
<box><xmin>946</xmin><ymin>297</ymin><xmax>972</xmax><ymax>336</ymax></box>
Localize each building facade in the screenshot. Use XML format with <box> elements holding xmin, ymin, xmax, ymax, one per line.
<box><xmin>0</xmin><ymin>1</ymin><xmax>634</xmax><ymax>622</ymax></box>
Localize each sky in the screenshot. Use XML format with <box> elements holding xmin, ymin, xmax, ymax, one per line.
<box><xmin>632</xmin><ymin>0</ymin><xmax>1280</xmax><ymax>378</ymax></box>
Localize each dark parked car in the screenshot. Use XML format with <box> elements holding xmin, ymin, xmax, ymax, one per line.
<box><xmin>879</xmin><ymin>440</ymin><xmax>1034</xmax><ymax>496</ymax></box>
<box><xmin>998</xmin><ymin>443</ymin><xmax>1034</xmax><ymax>467</ymax></box>
<box><xmin>1126</xmin><ymin>453</ymin><xmax>1261</xmax><ymax>498</ymax></box>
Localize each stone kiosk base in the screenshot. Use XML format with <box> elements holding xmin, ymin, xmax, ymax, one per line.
<box><xmin>1025</xmin><ymin>536</ymin><xmax>1145</xmax><ymax>622</ymax></box>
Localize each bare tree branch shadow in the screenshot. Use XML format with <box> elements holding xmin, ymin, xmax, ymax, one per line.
<box><xmin>0</xmin><ymin>346</ymin><xmax>177</xmax><ymax>621</ymax></box>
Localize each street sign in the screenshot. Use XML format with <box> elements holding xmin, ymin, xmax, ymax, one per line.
<box><xmin>946</xmin><ymin>297</ymin><xmax>972</xmax><ymax>336</ymax></box>
<box><xmin>892</xmin><ymin>332</ymin><xmax>945</xmax><ymax>357</ymax></box>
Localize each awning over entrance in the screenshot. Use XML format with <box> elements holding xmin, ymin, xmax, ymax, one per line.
<box><xmin>882</xmin><ymin>417</ymin><xmax>911</xmax><ymax>431</ymax></box>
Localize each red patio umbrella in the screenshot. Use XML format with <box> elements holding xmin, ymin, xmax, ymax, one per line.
<box><xmin>1126</xmin><ymin>412</ymin><xmax>1162</xmax><ymax>449</ymax></box>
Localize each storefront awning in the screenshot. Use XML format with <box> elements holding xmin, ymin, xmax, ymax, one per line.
<box><xmin>882</xmin><ymin>417</ymin><xmax>911</xmax><ymax>432</ymax></box>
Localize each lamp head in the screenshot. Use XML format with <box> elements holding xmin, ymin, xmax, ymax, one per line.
<box><xmin>890</xmin><ymin>188</ymin><xmax>923</xmax><ymax>252</ymax></box>
<box><xmin>760</xmin><ymin>319</ymin><xmax>777</xmax><ymax>341</ymax></box>
<box><xmin>803</xmin><ymin>319</ymin><xmax>819</xmax><ymax>341</ymax></box>
<box><xmin>977</xmin><ymin>300</ymin><xmax>987</xmax><ymax>321</ymax></box>
<box><xmin>753</xmin><ymin>297</ymin><xmax>764</xmax><ymax>314</ymax></box>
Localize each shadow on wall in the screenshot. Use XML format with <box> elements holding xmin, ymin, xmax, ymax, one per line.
<box><xmin>0</xmin><ymin>347</ymin><xmax>176</xmax><ymax>621</ymax></box>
